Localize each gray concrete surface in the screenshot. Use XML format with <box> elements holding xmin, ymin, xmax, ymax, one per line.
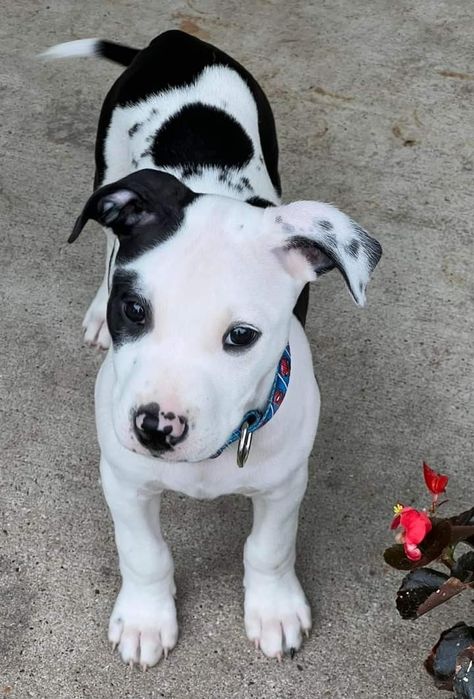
<box><xmin>1</xmin><ymin>1</ymin><xmax>473</xmax><ymax>697</ymax></box>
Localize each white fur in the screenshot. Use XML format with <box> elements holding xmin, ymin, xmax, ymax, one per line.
<box><xmin>40</xmin><ymin>38</ymin><xmax>101</xmax><ymax>60</ymax></box>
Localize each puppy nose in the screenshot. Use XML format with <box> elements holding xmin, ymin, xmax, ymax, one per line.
<box><xmin>134</xmin><ymin>403</ymin><xmax>188</xmax><ymax>452</ymax></box>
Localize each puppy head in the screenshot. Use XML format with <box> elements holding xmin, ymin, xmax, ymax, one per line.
<box><xmin>73</xmin><ymin>169</ymin><xmax>382</xmax><ymax>462</ymax></box>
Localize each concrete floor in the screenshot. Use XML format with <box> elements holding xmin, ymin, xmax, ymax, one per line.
<box><xmin>1</xmin><ymin>1</ymin><xmax>473</xmax><ymax>697</ymax></box>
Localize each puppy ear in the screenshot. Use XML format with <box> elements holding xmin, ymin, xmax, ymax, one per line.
<box><xmin>69</xmin><ymin>169</ymin><xmax>196</xmax><ymax>243</ymax></box>
<box><xmin>264</xmin><ymin>201</ymin><xmax>382</xmax><ymax>306</ymax></box>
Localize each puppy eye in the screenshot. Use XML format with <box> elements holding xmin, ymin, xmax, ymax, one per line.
<box><xmin>123</xmin><ymin>299</ymin><xmax>146</xmax><ymax>324</ymax></box>
<box><xmin>223</xmin><ymin>325</ymin><xmax>260</xmax><ymax>351</ymax></box>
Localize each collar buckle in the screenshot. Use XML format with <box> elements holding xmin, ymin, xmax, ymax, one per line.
<box><xmin>237</xmin><ymin>420</ymin><xmax>253</xmax><ymax>468</ymax></box>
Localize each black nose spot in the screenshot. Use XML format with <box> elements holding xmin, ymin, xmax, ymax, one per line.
<box><xmin>133</xmin><ymin>403</ymin><xmax>189</xmax><ymax>454</ymax></box>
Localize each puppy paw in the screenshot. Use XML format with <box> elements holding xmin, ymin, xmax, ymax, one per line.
<box><xmin>82</xmin><ymin>286</ymin><xmax>111</xmax><ymax>350</ymax></box>
<box><xmin>108</xmin><ymin>586</ymin><xmax>178</xmax><ymax>668</ymax></box>
<box><xmin>244</xmin><ymin>570</ymin><xmax>311</xmax><ymax>659</ymax></box>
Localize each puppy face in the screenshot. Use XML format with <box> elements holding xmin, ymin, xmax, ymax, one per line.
<box><xmin>73</xmin><ymin>170</ymin><xmax>382</xmax><ymax>462</ymax></box>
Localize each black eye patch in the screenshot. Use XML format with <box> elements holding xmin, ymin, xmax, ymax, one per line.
<box><xmin>107</xmin><ymin>269</ymin><xmax>153</xmax><ymax>346</ymax></box>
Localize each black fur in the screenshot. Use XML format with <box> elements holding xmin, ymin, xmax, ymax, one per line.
<box><xmin>107</xmin><ymin>270</ymin><xmax>153</xmax><ymax>346</ymax></box>
<box><xmin>351</xmin><ymin>223</ymin><xmax>382</xmax><ymax>272</ymax></box>
<box><xmin>71</xmin><ymin>169</ymin><xmax>198</xmax><ymax>262</ymax></box>
<box><xmin>247</xmin><ymin>196</ymin><xmax>275</xmax><ymax>208</ymax></box>
<box><xmin>96</xmin><ymin>40</ymin><xmax>139</xmax><ymax>67</ymax></box>
<box><xmin>152</xmin><ymin>103</ymin><xmax>254</xmax><ymax>173</ymax></box>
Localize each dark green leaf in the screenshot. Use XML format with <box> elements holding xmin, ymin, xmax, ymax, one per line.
<box><xmin>452</xmin><ymin>553</ymin><xmax>474</xmax><ymax>583</ymax></box>
<box><xmin>425</xmin><ymin>623</ymin><xmax>474</xmax><ymax>691</ymax></box>
<box><xmin>384</xmin><ymin>544</ymin><xmax>415</xmax><ymax>571</ymax></box>
<box><xmin>453</xmin><ymin>645</ymin><xmax>474</xmax><ymax>699</ymax></box>
<box><xmin>396</xmin><ymin>568</ymin><xmax>449</xmax><ymax>619</ymax></box>
<box><xmin>418</xmin><ymin>519</ymin><xmax>453</xmax><ymax>562</ymax></box>
<box><xmin>449</xmin><ymin>508</ymin><xmax>474</xmax><ymax>527</ymax></box>
<box><xmin>449</xmin><ymin>508</ymin><xmax>474</xmax><ymax>548</ymax></box>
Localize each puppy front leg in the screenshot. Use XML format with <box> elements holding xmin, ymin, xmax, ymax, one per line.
<box><xmin>244</xmin><ymin>464</ymin><xmax>311</xmax><ymax>659</ymax></box>
<box><xmin>101</xmin><ymin>458</ymin><xmax>177</xmax><ymax>669</ymax></box>
<box><xmin>82</xmin><ymin>229</ymin><xmax>115</xmax><ymax>349</ymax></box>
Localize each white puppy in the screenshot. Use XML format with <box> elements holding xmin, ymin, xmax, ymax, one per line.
<box><xmin>44</xmin><ymin>30</ymin><xmax>382</xmax><ymax>668</ymax></box>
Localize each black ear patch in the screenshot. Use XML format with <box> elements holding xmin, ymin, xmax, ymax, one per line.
<box><xmin>70</xmin><ymin>169</ymin><xmax>198</xmax><ymax>259</ymax></box>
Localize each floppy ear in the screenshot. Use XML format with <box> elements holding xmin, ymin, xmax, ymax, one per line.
<box><xmin>264</xmin><ymin>201</ymin><xmax>382</xmax><ymax>306</ymax></box>
<box><xmin>69</xmin><ymin>169</ymin><xmax>196</xmax><ymax>243</ymax></box>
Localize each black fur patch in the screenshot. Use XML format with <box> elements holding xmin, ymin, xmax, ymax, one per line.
<box><xmin>71</xmin><ymin>169</ymin><xmax>198</xmax><ymax>263</ymax></box>
<box><xmin>247</xmin><ymin>196</ymin><xmax>274</xmax><ymax>208</ymax></box>
<box><xmin>351</xmin><ymin>222</ymin><xmax>382</xmax><ymax>271</ymax></box>
<box><xmin>128</xmin><ymin>122</ymin><xmax>144</xmax><ymax>137</ymax></box>
<box><xmin>107</xmin><ymin>270</ymin><xmax>153</xmax><ymax>346</ymax></box>
<box><xmin>318</xmin><ymin>219</ymin><xmax>334</xmax><ymax>231</ymax></box>
<box><xmin>94</xmin><ymin>31</ymin><xmax>281</xmax><ymax>193</ymax></box>
<box><xmin>346</xmin><ymin>239</ymin><xmax>360</xmax><ymax>257</ymax></box>
<box><xmin>151</xmin><ymin>103</ymin><xmax>254</xmax><ymax>172</ymax></box>
<box><xmin>239</xmin><ymin>176</ymin><xmax>252</xmax><ymax>190</ymax></box>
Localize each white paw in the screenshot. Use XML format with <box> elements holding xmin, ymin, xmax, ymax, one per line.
<box><xmin>108</xmin><ymin>585</ymin><xmax>178</xmax><ymax>669</ymax></box>
<box><xmin>82</xmin><ymin>285</ymin><xmax>111</xmax><ymax>350</ymax></box>
<box><xmin>244</xmin><ymin>571</ymin><xmax>311</xmax><ymax>659</ymax></box>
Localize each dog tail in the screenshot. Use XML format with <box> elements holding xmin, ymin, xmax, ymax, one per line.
<box><xmin>40</xmin><ymin>38</ymin><xmax>139</xmax><ymax>67</ymax></box>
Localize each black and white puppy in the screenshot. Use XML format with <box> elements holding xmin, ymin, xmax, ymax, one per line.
<box><xmin>44</xmin><ymin>31</ymin><xmax>381</xmax><ymax>668</ymax></box>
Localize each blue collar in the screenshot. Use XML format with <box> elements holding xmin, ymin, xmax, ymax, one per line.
<box><xmin>211</xmin><ymin>344</ymin><xmax>291</xmax><ymax>464</ymax></box>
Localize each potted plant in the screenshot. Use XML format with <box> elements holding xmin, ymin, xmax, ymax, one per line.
<box><xmin>384</xmin><ymin>463</ymin><xmax>474</xmax><ymax>696</ymax></box>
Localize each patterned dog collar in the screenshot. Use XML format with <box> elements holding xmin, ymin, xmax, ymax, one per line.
<box><xmin>211</xmin><ymin>345</ymin><xmax>291</xmax><ymax>466</ymax></box>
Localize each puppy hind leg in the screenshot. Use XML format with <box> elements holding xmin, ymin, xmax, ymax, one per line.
<box><xmin>82</xmin><ymin>228</ymin><xmax>115</xmax><ymax>349</ymax></box>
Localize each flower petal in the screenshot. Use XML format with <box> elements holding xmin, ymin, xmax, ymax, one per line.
<box><xmin>404</xmin><ymin>542</ymin><xmax>422</xmax><ymax>561</ymax></box>
<box><xmin>390</xmin><ymin>514</ymin><xmax>401</xmax><ymax>530</ymax></box>
<box><xmin>400</xmin><ymin>508</ymin><xmax>432</xmax><ymax>546</ymax></box>
<box><xmin>423</xmin><ymin>462</ymin><xmax>449</xmax><ymax>495</ymax></box>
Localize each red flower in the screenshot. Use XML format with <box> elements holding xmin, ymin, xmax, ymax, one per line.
<box><xmin>423</xmin><ymin>462</ymin><xmax>448</xmax><ymax>496</ymax></box>
<box><xmin>391</xmin><ymin>505</ymin><xmax>432</xmax><ymax>561</ymax></box>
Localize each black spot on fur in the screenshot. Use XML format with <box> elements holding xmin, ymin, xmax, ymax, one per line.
<box><xmin>323</xmin><ymin>232</ymin><xmax>338</xmax><ymax>249</ymax></box>
<box><xmin>128</xmin><ymin>122</ymin><xmax>144</xmax><ymax>137</ymax></box>
<box><xmin>231</xmin><ymin>181</ymin><xmax>244</xmax><ymax>193</ymax></box>
<box><xmin>131</xmin><ymin>157</ymin><xmax>138</xmax><ymax>168</ymax></box>
<box><xmin>151</xmin><ymin>103</ymin><xmax>254</xmax><ymax>172</ymax></box>
<box><xmin>275</xmin><ymin>215</ymin><xmax>283</xmax><ymax>223</ymax></box>
<box><xmin>107</xmin><ymin>270</ymin><xmax>152</xmax><ymax>347</ymax></box>
<box><xmin>181</xmin><ymin>164</ymin><xmax>203</xmax><ymax>179</ymax></box>
<box><xmin>247</xmin><ymin>196</ymin><xmax>274</xmax><ymax>208</ymax></box>
<box><xmin>346</xmin><ymin>239</ymin><xmax>360</xmax><ymax>257</ymax></box>
<box><xmin>318</xmin><ymin>219</ymin><xmax>334</xmax><ymax>231</ymax></box>
<box><xmin>351</xmin><ymin>222</ymin><xmax>383</xmax><ymax>272</ymax></box>
<box><xmin>239</xmin><ymin>176</ymin><xmax>252</xmax><ymax>190</ymax></box>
